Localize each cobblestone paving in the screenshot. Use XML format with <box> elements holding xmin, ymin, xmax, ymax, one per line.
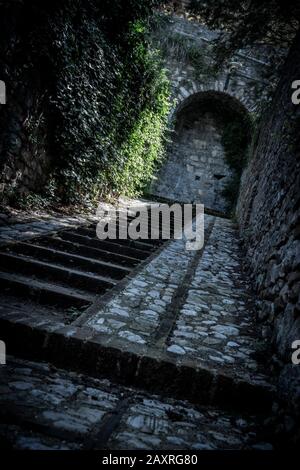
<box><xmin>0</xmin><ymin>197</ymin><xmax>158</xmax><ymax>244</ymax></box>
<box><xmin>0</xmin><ymin>204</ymin><xmax>274</xmax><ymax>449</ymax></box>
<box><xmin>86</xmin><ymin>215</ymin><xmax>214</xmax><ymax>344</ymax></box>
<box><xmin>0</xmin><ymin>357</ymin><xmax>272</xmax><ymax>450</ymax></box>
<box><xmin>0</xmin><ymin>212</ymin><xmax>98</xmax><ymax>245</ymax></box>
<box><xmin>86</xmin><ymin>215</ymin><xmax>270</xmax><ymax>389</ymax></box>
<box><xmin>167</xmin><ymin>218</ymin><xmax>269</xmax><ymax>386</ymax></box>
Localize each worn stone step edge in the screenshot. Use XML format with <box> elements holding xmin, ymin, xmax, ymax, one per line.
<box><xmin>0</xmin><ymin>252</ymin><xmax>116</xmax><ymax>296</ymax></box>
<box><xmin>37</xmin><ymin>236</ymin><xmax>140</xmax><ymax>268</ymax></box>
<box><xmin>3</xmin><ymin>241</ymin><xmax>131</xmax><ymax>280</ymax></box>
<box><xmin>62</xmin><ymin>231</ymin><xmax>150</xmax><ymax>260</ymax></box>
<box><xmin>0</xmin><ymin>271</ymin><xmax>93</xmax><ymax>309</ymax></box>
<box><xmin>0</xmin><ymin>317</ymin><xmax>276</xmax><ymax>414</ymax></box>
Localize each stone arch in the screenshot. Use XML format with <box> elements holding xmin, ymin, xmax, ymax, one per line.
<box><xmin>174</xmin><ymin>89</ymin><xmax>251</xmax><ymax>124</ymax></box>
<box><xmin>151</xmin><ymin>90</ymin><xmax>252</xmax><ymax>213</ymax></box>
<box><xmin>172</xmin><ymin>82</ymin><xmax>256</xmax><ymax>121</ymax></box>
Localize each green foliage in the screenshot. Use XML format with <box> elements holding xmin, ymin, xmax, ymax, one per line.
<box><xmin>150</xmin><ymin>14</ymin><xmax>217</xmax><ymax>82</ymax></box>
<box><xmin>221</xmin><ymin>172</ymin><xmax>241</xmax><ymax>210</ymax></box>
<box><xmin>47</xmin><ymin>8</ymin><xmax>121</xmax><ymax>203</ymax></box>
<box><xmin>108</xmin><ymin>87</ymin><xmax>170</xmax><ymax>197</ymax></box>
<box><xmin>221</xmin><ymin>121</ymin><xmax>249</xmax><ymax>173</ymax></box>
<box><xmin>45</xmin><ymin>2</ymin><xmax>171</xmax><ymax>204</ymax></box>
<box><xmin>221</xmin><ymin>118</ymin><xmax>251</xmax><ymax>210</ymax></box>
<box><xmin>99</xmin><ymin>24</ymin><xmax>171</xmax><ymax>198</ymax></box>
<box><xmin>190</xmin><ymin>0</ymin><xmax>299</xmax><ymax>55</ymax></box>
<box><xmin>189</xmin><ymin>0</ymin><xmax>300</xmax><ymax>108</ymax></box>
<box><xmin>0</xmin><ymin>0</ymin><xmax>170</xmax><ymax>206</ymax></box>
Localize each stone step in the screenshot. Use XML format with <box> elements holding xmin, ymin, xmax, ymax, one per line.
<box><xmin>79</xmin><ymin>217</ymin><xmax>274</xmax><ymax>409</ymax></box>
<box><xmin>3</xmin><ymin>241</ymin><xmax>131</xmax><ymax>281</ymax></box>
<box><xmin>0</xmin><ymin>357</ymin><xmax>273</xmax><ymax>450</ymax></box>
<box><xmin>37</xmin><ymin>236</ymin><xmax>140</xmax><ymax>268</ymax></box>
<box><xmin>0</xmin><ymin>252</ymin><xmax>116</xmax><ymax>295</ymax></box>
<box><xmin>0</xmin><ymin>296</ymin><xmax>274</xmax><ymax>414</ymax></box>
<box><xmin>0</xmin><ymin>212</ymin><xmax>275</xmax><ymax>427</ymax></box>
<box><xmin>114</xmin><ymin>221</ymin><xmax>167</xmax><ymax>244</ymax></box>
<box><xmin>60</xmin><ymin>231</ymin><xmax>150</xmax><ymax>260</ymax></box>
<box><xmin>0</xmin><ymin>272</ymin><xmax>92</xmax><ymax>310</ymax></box>
<box><xmin>114</xmin><ymin>220</ymin><xmax>180</xmax><ymax>242</ymax></box>
<box><xmin>0</xmin><ymin>293</ymin><xmax>84</xmax><ymax>325</ymax></box>
<box><xmin>76</xmin><ymin>226</ymin><xmax>160</xmax><ymax>250</ymax></box>
<box><xmin>0</xmin><ymin>215</ymin><xmax>167</xmax><ymax>334</ymax></box>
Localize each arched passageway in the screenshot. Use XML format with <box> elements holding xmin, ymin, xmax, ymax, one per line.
<box><xmin>151</xmin><ymin>91</ymin><xmax>251</xmax><ymax>213</ymax></box>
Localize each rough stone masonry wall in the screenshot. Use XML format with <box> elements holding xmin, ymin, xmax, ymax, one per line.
<box><xmin>0</xmin><ymin>4</ymin><xmax>53</xmax><ymax>202</ymax></box>
<box><xmin>150</xmin><ymin>14</ymin><xmax>270</xmax><ymax>211</ymax></box>
<box><xmin>160</xmin><ymin>16</ymin><xmax>269</xmax><ymax>114</ymax></box>
<box><xmin>0</xmin><ymin>83</ymin><xmax>51</xmax><ymax>201</ymax></box>
<box><xmin>153</xmin><ymin>110</ymin><xmax>232</xmax><ymax>211</ymax></box>
<box><xmin>236</xmin><ymin>29</ymin><xmax>300</xmax><ymax>415</ymax></box>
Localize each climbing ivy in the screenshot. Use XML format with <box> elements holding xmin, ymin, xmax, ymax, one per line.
<box><xmin>1</xmin><ymin>0</ymin><xmax>170</xmax><ymax>206</ymax></box>
<box><xmin>150</xmin><ymin>13</ymin><xmax>218</xmax><ymax>82</ymax></box>
<box><xmin>222</xmin><ymin>121</ymin><xmax>249</xmax><ymax>173</ymax></box>
<box><xmin>46</xmin><ymin>2</ymin><xmax>171</xmax><ymax>204</ymax></box>
<box><xmin>221</xmin><ymin>118</ymin><xmax>251</xmax><ymax>210</ymax></box>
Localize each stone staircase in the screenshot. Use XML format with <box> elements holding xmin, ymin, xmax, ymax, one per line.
<box><xmin>0</xmin><ymin>206</ymin><xmax>275</xmax><ymax>449</ymax></box>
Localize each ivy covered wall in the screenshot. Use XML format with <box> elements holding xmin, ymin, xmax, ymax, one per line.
<box><xmin>0</xmin><ymin>0</ymin><xmax>170</xmax><ymax>207</ymax></box>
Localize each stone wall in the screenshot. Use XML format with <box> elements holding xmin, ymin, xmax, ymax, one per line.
<box><xmin>236</xmin><ymin>29</ymin><xmax>300</xmax><ymax>432</ymax></box>
<box><xmin>0</xmin><ymin>4</ymin><xmax>53</xmax><ymax>203</ymax></box>
<box><xmin>160</xmin><ymin>16</ymin><xmax>270</xmax><ymax>115</ymax></box>
<box><xmin>152</xmin><ymin>106</ymin><xmax>232</xmax><ymax>211</ymax></box>
<box><xmin>150</xmin><ymin>14</ymin><xmax>271</xmax><ymax>212</ymax></box>
<box><xmin>0</xmin><ymin>86</ymin><xmax>51</xmax><ymax>201</ymax></box>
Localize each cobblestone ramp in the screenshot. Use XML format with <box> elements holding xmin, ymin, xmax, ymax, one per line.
<box><xmin>0</xmin><ymin>215</ymin><xmax>274</xmax><ymax>405</ymax></box>
<box><xmin>82</xmin><ymin>216</ymin><xmax>273</xmax><ymax>407</ymax></box>
<box><xmin>0</xmin><ymin>358</ymin><xmax>272</xmax><ymax>450</ymax></box>
<box><xmin>0</xmin><ymin>208</ymin><xmax>275</xmax><ymax>448</ymax></box>
<box><xmin>0</xmin><ymin>211</ymin><xmax>165</xmax><ymax>324</ymax></box>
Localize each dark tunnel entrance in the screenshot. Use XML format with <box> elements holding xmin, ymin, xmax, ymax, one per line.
<box><xmin>151</xmin><ymin>91</ymin><xmax>252</xmax><ymax>213</ymax></box>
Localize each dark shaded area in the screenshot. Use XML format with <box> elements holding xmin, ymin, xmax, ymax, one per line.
<box><xmin>0</xmin><ymin>0</ymin><xmax>166</xmax><ymax>204</ymax></box>
<box><xmin>176</xmin><ymin>91</ymin><xmax>252</xmax><ymax>209</ymax></box>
